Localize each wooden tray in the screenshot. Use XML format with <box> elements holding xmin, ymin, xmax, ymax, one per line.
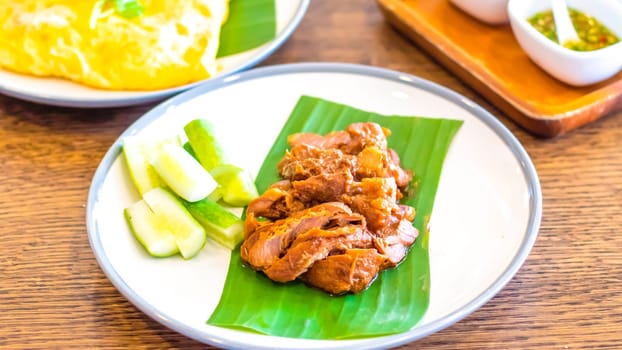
<box><xmin>377</xmin><ymin>0</ymin><xmax>622</xmax><ymax>137</ymax></box>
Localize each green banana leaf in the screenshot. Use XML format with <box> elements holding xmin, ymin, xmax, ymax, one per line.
<box><xmin>217</xmin><ymin>0</ymin><xmax>277</xmax><ymax>58</ymax></box>
<box><xmin>208</xmin><ymin>95</ymin><xmax>463</xmax><ymax>339</ymax></box>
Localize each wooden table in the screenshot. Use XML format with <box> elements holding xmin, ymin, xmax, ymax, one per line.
<box><xmin>1</xmin><ymin>2</ymin><xmax>621</xmax><ymax>349</ymax></box>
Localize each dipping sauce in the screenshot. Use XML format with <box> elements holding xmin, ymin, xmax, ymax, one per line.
<box><xmin>528</xmin><ymin>8</ymin><xmax>620</xmax><ymax>51</ymax></box>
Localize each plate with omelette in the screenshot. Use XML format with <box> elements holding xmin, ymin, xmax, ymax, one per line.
<box><xmin>0</xmin><ymin>0</ymin><xmax>309</xmax><ymax>107</ymax></box>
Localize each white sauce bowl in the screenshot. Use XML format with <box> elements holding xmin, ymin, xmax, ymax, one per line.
<box><xmin>508</xmin><ymin>0</ymin><xmax>622</xmax><ymax>86</ymax></box>
<box><xmin>450</xmin><ymin>0</ymin><xmax>509</xmax><ymax>25</ymax></box>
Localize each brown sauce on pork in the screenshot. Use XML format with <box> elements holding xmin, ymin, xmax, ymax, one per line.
<box><xmin>241</xmin><ymin>122</ymin><xmax>418</xmax><ymax>294</ymax></box>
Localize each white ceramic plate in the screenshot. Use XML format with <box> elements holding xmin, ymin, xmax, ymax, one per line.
<box><xmin>0</xmin><ymin>0</ymin><xmax>309</xmax><ymax>108</ymax></box>
<box><xmin>87</xmin><ymin>63</ymin><xmax>542</xmax><ymax>349</ymax></box>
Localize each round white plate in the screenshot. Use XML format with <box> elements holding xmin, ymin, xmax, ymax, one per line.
<box><xmin>0</xmin><ymin>0</ymin><xmax>309</xmax><ymax>108</ymax></box>
<box><xmin>87</xmin><ymin>63</ymin><xmax>542</xmax><ymax>349</ymax></box>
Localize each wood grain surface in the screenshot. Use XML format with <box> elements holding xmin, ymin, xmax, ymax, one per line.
<box><xmin>1</xmin><ymin>1</ymin><xmax>621</xmax><ymax>349</ymax></box>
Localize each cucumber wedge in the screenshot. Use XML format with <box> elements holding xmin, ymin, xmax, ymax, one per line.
<box><xmin>183</xmin><ymin>141</ymin><xmax>224</xmax><ymax>202</ymax></box>
<box><xmin>142</xmin><ymin>187</ymin><xmax>206</xmax><ymax>259</ymax></box>
<box><xmin>182</xmin><ymin>197</ymin><xmax>244</xmax><ymax>250</ymax></box>
<box><xmin>184</xmin><ymin>119</ymin><xmax>228</xmax><ymax>171</ymax></box>
<box><xmin>206</xmin><ymin>187</ymin><xmax>224</xmax><ymax>202</ymax></box>
<box><xmin>124</xmin><ymin>200</ymin><xmax>178</xmax><ymax>257</ymax></box>
<box><xmin>183</xmin><ymin>142</ymin><xmax>224</xmax><ymax>201</ymax></box>
<box><xmin>151</xmin><ymin>143</ymin><xmax>218</xmax><ymax>202</ymax></box>
<box><xmin>183</xmin><ymin>141</ymin><xmax>197</xmax><ymax>160</ymax></box>
<box><xmin>184</xmin><ymin>119</ymin><xmax>259</xmax><ymax>206</ymax></box>
<box><xmin>122</xmin><ymin>136</ymin><xmax>166</xmax><ymax>195</ymax></box>
<box><xmin>210</xmin><ymin>164</ymin><xmax>259</xmax><ymax>206</ymax></box>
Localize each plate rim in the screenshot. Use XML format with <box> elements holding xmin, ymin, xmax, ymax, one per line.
<box><xmin>0</xmin><ymin>0</ymin><xmax>310</xmax><ymax>108</ymax></box>
<box><xmin>86</xmin><ymin>62</ymin><xmax>543</xmax><ymax>349</ymax></box>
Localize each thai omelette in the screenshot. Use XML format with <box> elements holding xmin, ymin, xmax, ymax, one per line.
<box><xmin>0</xmin><ymin>0</ymin><xmax>229</xmax><ymax>90</ymax></box>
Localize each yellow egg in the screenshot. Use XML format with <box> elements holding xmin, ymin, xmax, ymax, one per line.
<box><xmin>0</xmin><ymin>0</ymin><xmax>229</xmax><ymax>90</ymax></box>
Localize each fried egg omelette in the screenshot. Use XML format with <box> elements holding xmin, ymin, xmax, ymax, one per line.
<box><xmin>0</xmin><ymin>0</ymin><xmax>229</xmax><ymax>90</ymax></box>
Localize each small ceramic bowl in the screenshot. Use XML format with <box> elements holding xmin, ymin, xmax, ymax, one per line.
<box><xmin>450</xmin><ymin>0</ymin><xmax>509</xmax><ymax>25</ymax></box>
<box><xmin>508</xmin><ymin>0</ymin><xmax>622</xmax><ymax>86</ymax></box>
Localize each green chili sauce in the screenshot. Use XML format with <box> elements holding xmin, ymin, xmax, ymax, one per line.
<box><xmin>528</xmin><ymin>8</ymin><xmax>620</xmax><ymax>51</ymax></box>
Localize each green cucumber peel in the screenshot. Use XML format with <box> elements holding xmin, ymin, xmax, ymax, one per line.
<box><xmin>210</xmin><ymin>164</ymin><xmax>259</xmax><ymax>206</ymax></box>
<box><xmin>184</xmin><ymin>119</ymin><xmax>228</xmax><ymax>171</ymax></box>
<box><xmin>150</xmin><ymin>143</ymin><xmax>218</xmax><ymax>202</ymax></box>
<box><xmin>182</xmin><ymin>197</ymin><xmax>244</xmax><ymax>250</ymax></box>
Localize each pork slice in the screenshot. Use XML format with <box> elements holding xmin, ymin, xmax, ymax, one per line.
<box><xmin>263</xmin><ymin>225</ymin><xmax>373</xmax><ymax>283</ymax></box>
<box><xmin>342</xmin><ymin>122</ymin><xmax>389</xmax><ymax>154</ymax></box>
<box><xmin>302</xmin><ymin>249</ymin><xmax>386</xmax><ymax>295</ymax></box>
<box><xmin>345</xmin><ymin>177</ymin><xmax>399</xmax><ymax>233</ymax></box>
<box><xmin>355</xmin><ymin>146</ymin><xmax>388</xmax><ymax>179</ymax></box>
<box><xmin>241</xmin><ymin>202</ymin><xmax>354</xmax><ymax>270</ymax></box>
<box><xmin>292</xmin><ymin>170</ymin><xmax>353</xmax><ymax>203</ymax></box>
<box><xmin>374</xmin><ymin>218</ymin><xmax>419</xmax><ymax>267</ymax></box>
<box><xmin>288</xmin><ymin>123</ymin><xmax>389</xmax><ymax>154</ymax></box>
<box><xmin>387</xmin><ymin>148</ymin><xmax>413</xmax><ymax>189</ymax></box>
<box><xmin>246</xmin><ymin>182</ymin><xmax>302</xmax><ymax>220</ymax></box>
<box><xmin>325</xmin><ymin>211</ymin><xmax>366</xmax><ymax>228</ymax></box>
<box><xmin>398</xmin><ymin>204</ymin><xmax>416</xmax><ymax>222</ymax></box>
<box><xmin>287</xmin><ymin>130</ymin><xmax>352</xmax><ymax>149</ymax></box>
<box><xmin>242</xmin><ymin>216</ymin><xmax>327</xmax><ymax>270</ymax></box>
<box><xmin>268</xmin><ymin>180</ymin><xmax>293</xmax><ymax>191</ymax></box>
<box><xmin>245</xmin><ymin>182</ymin><xmax>305</xmax><ymax>236</ymax></box>
<box><xmin>278</xmin><ymin>144</ymin><xmax>355</xmax><ymax>180</ymax></box>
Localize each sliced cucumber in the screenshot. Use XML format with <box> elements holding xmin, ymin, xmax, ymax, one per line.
<box><xmin>206</xmin><ymin>187</ymin><xmax>224</xmax><ymax>202</ymax></box>
<box><xmin>183</xmin><ymin>141</ymin><xmax>197</xmax><ymax>160</ymax></box>
<box><xmin>183</xmin><ymin>119</ymin><xmax>259</xmax><ymax>206</ymax></box>
<box><xmin>122</xmin><ymin>135</ymin><xmax>182</xmax><ymax>195</ymax></box>
<box><xmin>151</xmin><ymin>143</ymin><xmax>218</xmax><ymax>202</ymax></box>
<box><xmin>210</xmin><ymin>164</ymin><xmax>259</xmax><ymax>206</ymax></box>
<box><xmin>184</xmin><ymin>119</ymin><xmax>228</xmax><ymax>171</ymax></box>
<box><xmin>122</xmin><ymin>136</ymin><xmax>166</xmax><ymax>195</ymax></box>
<box><xmin>124</xmin><ymin>200</ymin><xmax>178</xmax><ymax>257</ymax></box>
<box><xmin>182</xmin><ymin>197</ymin><xmax>245</xmax><ymax>250</ymax></box>
<box><xmin>142</xmin><ymin>187</ymin><xmax>206</xmax><ymax>259</ymax></box>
